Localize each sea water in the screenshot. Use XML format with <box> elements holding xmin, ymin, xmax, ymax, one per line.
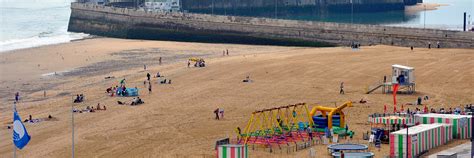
<box><xmin>0</xmin><ymin>0</ymin><xmax>89</xmax><ymax>52</ymax></box>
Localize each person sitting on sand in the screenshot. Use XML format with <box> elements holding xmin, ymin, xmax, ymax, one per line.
<box><xmin>122</xmin><ymin>86</ymin><xmax>127</xmax><ymax>96</ymax></box>
<box><xmin>74</xmin><ymin>94</ymin><xmax>81</xmax><ymax>103</ymax></box>
<box><xmin>131</xmin><ymin>98</ymin><xmax>137</xmax><ymax>105</ymax></box>
<box><xmin>106</xmin><ymin>87</ymin><xmax>112</xmax><ymax>93</ymax></box>
<box><xmin>243</xmin><ymin>76</ymin><xmax>251</xmax><ymax>82</ymax></box>
<box><xmin>156</xmin><ymin>72</ymin><xmax>161</xmax><ymax>78</ymax></box>
<box><xmin>359</xmin><ymin>98</ymin><xmax>367</xmax><ymax>104</ymax></box>
<box><xmin>137</xmin><ymin>97</ymin><xmax>144</xmax><ymax>104</ymax></box>
<box><xmin>103</xmin><ymin>106</ymin><xmax>106</xmax><ymax>110</ymax></box>
<box><xmin>80</xmin><ymin>94</ymin><xmax>84</xmax><ymax>99</ymax></box>
<box><xmin>97</xmin><ymin>103</ymin><xmax>101</xmax><ymax>110</ymax></box>
<box><xmin>161</xmin><ymin>79</ymin><xmax>167</xmax><ymax>84</ymax></box>
<box><xmin>117</xmin><ymin>101</ymin><xmax>125</xmax><ymax>105</ymax></box>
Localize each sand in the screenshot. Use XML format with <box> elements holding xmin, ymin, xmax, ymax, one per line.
<box><xmin>0</xmin><ymin>38</ymin><xmax>473</xmax><ymax>157</ymax></box>
<box><xmin>405</xmin><ymin>3</ymin><xmax>448</xmax><ymax>14</ymax></box>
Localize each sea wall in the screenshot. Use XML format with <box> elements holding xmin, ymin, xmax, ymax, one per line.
<box><xmin>181</xmin><ymin>0</ymin><xmax>406</xmax><ymax>13</ymax></box>
<box><xmin>68</xmin><ymin>3</ymin><xmax>474</xmax><ymax>48</ymax></box>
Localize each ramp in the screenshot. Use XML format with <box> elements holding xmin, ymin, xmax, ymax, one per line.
<box><xmin>366</xmin><ymin>84</ymin><xmax>383</xmax><ymax>94</ymax></box>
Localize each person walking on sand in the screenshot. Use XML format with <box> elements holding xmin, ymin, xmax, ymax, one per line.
<box><xmin>214</xmin><ymin>108</ymin><xmax>220</xmax><ymax>120</ymax></box>
<box><xmin>144</xmin><ymin>64</ymin><xmax>147</xmax><ymax>70</ymax></box>
<box><xmin>15</xmin><ymin>92</ymin><xmax>20</xmax><ymax>103</ymax></box>
<box><xmin>428</xmin><ymin>42</ymin><xmax>431</xmax><ymax>49</ymax></box>
<box><xmin>147</xmin><ymin>73</ymin><xmax>151</xmax><ymax>81</ymax></box>
<box><xmin>187</xmin><ymin>60</ymin><xmax>191</xmax><ymax>68</ymax></box>
<box><xmin>148</xmin><ymin>82</ymin><xmax>152</xmax><ymax>94</ymax></box>
<box><xmin>339</xmin><ymin>82</ymin><xmax>345</xmax><ymax>94</ymax></box>
<box><xmin>159</xmin><ymin>57</ymin><xmax>162</xmax><ymax>65</ymax></box>
<box><xmin>226</xmin><ymin>49</ymin><xmax>229</xmax><ymax>56</ymax></box>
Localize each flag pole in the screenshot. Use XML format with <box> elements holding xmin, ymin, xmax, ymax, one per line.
<box><xmin>12</xmin><ymin>102</ymin><xmax>17</xmax><ymax>158</ymax></box>
<box><xmin>13</xmin><ymin>144</ymin><xmax>16</xmax><ymax>158</ymax></box>
<box><xmin>71</xmin><ymin>96</ymin><xmax>75</xmax><ymax>158</ymax></box>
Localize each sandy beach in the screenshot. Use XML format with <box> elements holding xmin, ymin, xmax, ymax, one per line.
<box><xmin>405</xmin><ymin>3</ymin><xmax>449</xmax><ymax>14</ymax></box>
<box><xmin>0</xmin><ymin>38</ymin><xmax>473</xmax><ymax>157</ymax></box>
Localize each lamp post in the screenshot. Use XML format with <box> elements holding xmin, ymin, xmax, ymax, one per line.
<box><xmin>471</xmin><ymin>111</ymin><xmax>473</xmax><ymax>157</ymax></box>
<box><xmin>71</xmin><ymin>96</ymin><xmax>75</xmax><ymax>158</ymax></box>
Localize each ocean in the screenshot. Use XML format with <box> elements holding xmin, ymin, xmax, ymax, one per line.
<box><xmin>0</xmin><ymin>0</ymin><xmax>89</xmax><ymax>52</ymax></box>
<box><xmin>0</xmin><ymin>0</ymin><xmax>472</xmax><ymax>52</ymax></box>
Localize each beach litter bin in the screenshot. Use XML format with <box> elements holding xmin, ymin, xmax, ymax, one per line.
<box><xmin>217</xmin><ymin>144</ymin><xmax>248</xmax><ymax>158</ymax></box>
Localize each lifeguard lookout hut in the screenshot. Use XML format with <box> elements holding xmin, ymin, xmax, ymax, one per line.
<box><xmin>366</xmin><ymin>64</ymin><xmax>415</xmax><ymax>94</ymax></box>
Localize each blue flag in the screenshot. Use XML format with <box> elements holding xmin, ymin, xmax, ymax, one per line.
<box><xmin>13</xmin><ymin>110</ymin><xmax>31</xmax><ymax>149</ymax></box>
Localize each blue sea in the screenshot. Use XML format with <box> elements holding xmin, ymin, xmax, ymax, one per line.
<box><xmin>0</xmin><ymin>0</ymin><xmax>88</xmax><ymax>52</ymax></box>
<box><xmin>0</xmin><ymin>0</ymin><xmax>472</xmax><ymax>52</ymax></box>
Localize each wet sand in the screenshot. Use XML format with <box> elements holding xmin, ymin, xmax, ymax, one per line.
<box><xmin>0</xmin><ymin>38</ymin><xmax>473</xmax><ymax>157</ymax></box>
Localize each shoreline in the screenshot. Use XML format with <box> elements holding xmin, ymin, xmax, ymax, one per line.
<box><xmin>0</xmin><ymin>32</ymin><xmax>92</xmax><ymax>54</ymax></box>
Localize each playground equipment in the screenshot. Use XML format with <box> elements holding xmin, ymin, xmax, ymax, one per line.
<box><xmin>366</xmin><ymin>64</ymin><xmax>415</xmax><ymax>94</ymax></box>
<box><xmin>327</xmin><ymin>143</ymin><xmax>368</xmax><ymax>154</ymax></box>
<box><xmin>239</xmin><ymin>103</ymin><xmax>315</xmax><ymax>147</ymax></box>
<box><xmin>331</xmin><ymin>152</ymin><xmax>374</xmax><ymax>158</ymax></box>
<box><xmin>310</xmin><ymin>101</ymin><xmax>353</xmax><ymax>130</ymax></box>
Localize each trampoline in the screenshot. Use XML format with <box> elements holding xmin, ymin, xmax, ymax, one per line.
<box><xmin>331</xmin><ymin>152</ymin><xmax>374</xmax><ymax>158</ymax></box>
<box><xmin>327</xmin><ymin>144</ymin><xmax>368</xmax><ymax>153</ymax></box>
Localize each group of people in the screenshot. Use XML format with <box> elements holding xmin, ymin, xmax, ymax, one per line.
<box><xmin>73</xmin><ymin>103</ymin><xmax>107</xmax><ymax>113</ymax></box>
<box><xmin>350</xmin><ymin>42</ymin><xmax>361</xmax><ymax>49</ymax></box>
<box><xmin>394</xmin><ymin>103</ymin><xmax>473</xmax><ymax>115</ymax></box>
<box><xmin>73</xmin><ymin>94</ymin><xmax>85</xmax><ymax>103</ymax></box>
<box><xmin>428</xmin><ymin>41</ymin><xmax>441</xmax><ymax>49</ymax></box>
<box><xmin>22</xmin><ymin>114</ymin><xmax>53</xmax><ymax>123</ymax></box>
<box><xmin>222</xmin><ymin>49</ymin><xmax>229</xmax><ymax>56</ymax></box>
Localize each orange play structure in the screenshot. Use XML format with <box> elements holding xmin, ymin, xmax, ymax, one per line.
<box><xmin>309</xmin><ymin>101</ymin><xmax>353</xmax><ymax>129</ymax></box>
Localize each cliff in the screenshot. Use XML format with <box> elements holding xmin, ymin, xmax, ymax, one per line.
<box><xmin>68</xmin><ymin>3</ymin><xmax>474</xmax><ymax>48</ymax></box>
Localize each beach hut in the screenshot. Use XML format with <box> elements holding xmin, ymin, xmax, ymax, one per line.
<box><xmin>368</xmin><ymin>114</ymin><xmax>416</xmax><ymax>127</ymax></box>
<box><xmin>390</xmin><ymin>124</ymin><xmax>453</xmax><ymax>158</ymax></box>
<box><xmin>217</xmin><ymin>144</ymin><xmax>248</xmax><ymax>158</ymax></box>
<box><xmin>415</xmin><ymin>113</ymin><xmax>472</xmax><ymax>139</ymax></box>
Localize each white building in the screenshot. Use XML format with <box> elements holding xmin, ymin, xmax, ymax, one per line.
<box><xmin>144</xmin><ymin>0</ymin><xmax>180</xmax><ymax>12</ymax></box>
